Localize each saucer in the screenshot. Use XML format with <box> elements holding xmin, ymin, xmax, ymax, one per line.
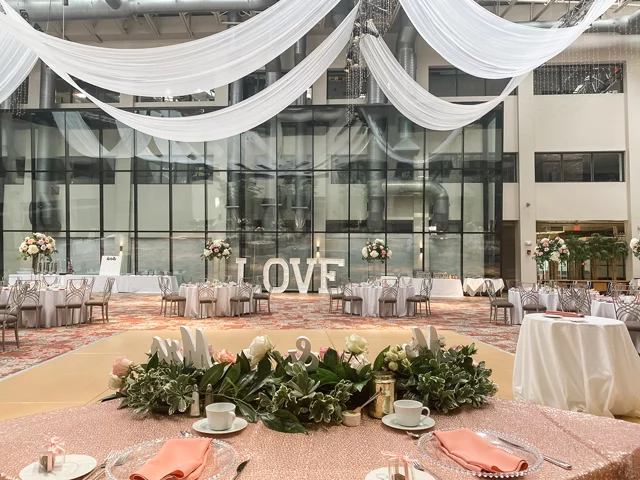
<box><xmin>192</xmin><ymin>417</ymin><xmax>248</xmax><ymax>435</ymax></box>
<box><xmin>544</xmin><ymin>314</ymin><xmax>563</xmax><ymax>319</ymax></box>
<box><xmin>381</xmin><ymin>413</ymin><xmax>435</xmax><ymax>431</ymax></box>
<box><xmin>365</xmin><ymin>467</ymin><xmax>435</xmax><ymax>480</ymax></box>
<box><xmin>19</xmin><ymin>455</ymin><xmax>97</xmax><ymax>480</ymax></box>
<box><xmin>570</xmin><ymin>318</ymin><xmax>587</xmax><ymax>323</ymax></box>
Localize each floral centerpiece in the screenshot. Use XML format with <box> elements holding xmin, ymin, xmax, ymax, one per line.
<box><xmin>202</xmin><ymin>239</ymin><xmax>232</xmax><ymax>261</ymax></box>
<box><xmin>18</xmin><ymin>233</ymin><xmax>57</xmax><ymax>271</ymax></box>
<box><xmin>534</xmin><ymin>236</ymin><xmax>570</xmax><ymax>266</ymax></box>
<box><xmin>362</xmin><ymin>239</ymin><xmax>392</xmax><ymax>263</ymax></box>
<box><xmin>631</xmin><ymin>238</ymin><xmax>640</xmax><ymax>260</ymax></box>
<box><xmin>109</xmin><ymin>331</ymin><xmax>498</xmax><ymax>432</ymax></box>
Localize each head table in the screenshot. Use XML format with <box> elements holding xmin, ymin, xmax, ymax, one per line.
<box><xmin>2</xmin><ymin>399</ymin><xmax>639</xmax><ymax>480</ymax></box>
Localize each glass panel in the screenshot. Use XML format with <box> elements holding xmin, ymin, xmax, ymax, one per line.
<box><xmin>486</xmin><ymin>78</ymin><xmax>510</xmax><ymax>96</ymax></box>
<box><xmin>457</xmin><ymin>72</ymin><xmax>486</xmax><ymax>96</ymax></box>
<box><xmin>279</xmin><ymin>233</ymin><xmax>311</xmax><ymax>291</ymax></box>
<box><xmin>70</xmin><ymin>232</ymin><xmax>100</xmax><ymax>274</ymax></box>
<box><xmin>244</xmin><ymin>232</ymin><xmax>276</xmax><ymax>281</ymax></box>
<box><xmin>2</xmin><ymin>113</ymin><xmax>32</xmax><ymax>174</ymax></box>
<box><xmin>535</xmin><ymin>153</ymin><xmax>561</xmax><ymax>182</ymax></box>
<box><xmin>278</xmin><ymin>109</ymin><xmax>313</xmax><ymax>170</ymax></box>
<box><xmin>429</xmin><ymin>68</ymin><xmax>457</xmax><ymax>97</ymax></box>
<box><xmin>562</xmin><ymin>153</ymin><xmax>591</xmax><ymax>182</ymax></box>
<box><xmin>103</xmin><ymin>171</ymin><xmax>134</xmax><ymax>231</ymax></box>
<box><xmin>313</xmin><ymin>106</ymin><xmax>348</xmax><ymax>170</ymax></box>
<box><xmin>327</xmin><ymin>70</ymin><xmax>348</xmax><ymax>100</ymax></box>
<box><xmin>207</xmin><ymin>171</ymin><xmax>228</xmax><ymax>231</ymax></box>
<box><xmin>3</xmin><ymin>232</ymin><xmax>32</xmax><ymax>277</ymax></box>
<box><xmin>464</xmin><ymin>168</ymin><xmax>498</xmax><ymax>233</ymax></box>
<box><xmin>463</xmin><ymin>234</ymin><xmax>500</xmax><ymax>278</ymax></box>
<box><xmin>502</xmin><ymin>153</ymin><xmax>517</xmax><ymax>183</ymax></box>
<box><xmin>103</xmin><ymin>232</ymin><xmax>133</xmax><ymax>274</ymax></box>
<box><xmin>386</xmin><ymin>171</ymin><xmax>423</xmax><ymax>234</ymax></box>
<box><xmin>3</xmin><ymin>172</ymin><xmax>32</xmax><ymax>230</ymax></box>
<box><xmin>137</xmin><ymin>233</ymin><xmax>169</xmax><ymax>274</ymax></box>
<box><xmin>102</xmin><ymin>115</ymin><xmax>132</xmax><ymax>170</ymax></box>
<box><xmin>278</xmin><ymin>171</ymin><xmax>312</xmax><ymax>233</ymax></box>
<box><xmin>314</xmin><ymin>171</ymin><xmax>348</xmax><ymax>233</ymax></box>
<box><xmin>173</xmin><ymin>234</ymin><xmax>205</xmax><ymax>283</ymax></box>
<box><xmin>386</xmin><ymin>233</ymin><xmax>417</xmax><ymax>277</ymax></box>
<box><xmin>427</xmin><ymin>234</ymin><xmax>461</xmax><ymax>278</ymax></box>
<box><xmin>593</xmin><ymin>152</ymin><xmax>622</xmax><ymax>182</ymax></box>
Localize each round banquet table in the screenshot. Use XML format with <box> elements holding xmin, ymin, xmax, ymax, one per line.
<box><xmin>0</xmin><ymin>287</ymin><xmax>89</xmax><ymax>328</ymax></box>
<box><xmin>178</xmin><ymin>284</ymin><xmax>250</xmax><ymax>317</ymax></box>
<box><xmin>514</xmin><ymin>313</ymin><xmax>640</xmax><ymax>418</ymax></box>
<box><xmin>343</xmin><ymin>284</ymin><xmax>414</xmax><ymax>316</ymax></box>
<box><xmin>463</xmin><ymin>278</ymin><xmax>505</xmax><ymax>296</ymax></box>
<box><xmin>2</xmin><ymin>398</ymin><xmax>640</xmax><ymax>480</ymax></box>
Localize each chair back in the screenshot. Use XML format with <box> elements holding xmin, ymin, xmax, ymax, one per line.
<box><xmin>557</xmin><ymin>286</ymin><xmax>574</xmax><ymax>312</ymax></box>
<box><xmin>102</xmin><ymin>277</ymin><xmax>116</xmax><ymax>303</ymax></box>
<box><xmin>326</xmin><ymin>276</ymin><xmax>341</xmax><ymax>295</ymax></box>
<box><xmin>342</xmin><ymin>280</ymin><xmax>357</xmax><ymax>298</ymax></box>
<box><xmin>23</xmin><ymin>280</ymin><xmax>41</xmax><ymax>308</ymax></box>
<box><xmin>84</xmin><ymin>277</ymin><xmax>96</xmax><ymax>295</ymax></box>
<box><xmin>158</xmin><ymin>276</ymin><xmax>172</xmax><ymax>297</ymax></box>
<box><xmin>6</xmin><ymin>283</ymin><xmax>27</xmax><ymax>316</ymax></box>
<box><xmin>613</xmin><ymin>289</ymin><xmax>640</xmax><ymax>323</ymax></box>
<box><xmin>571</xmin><ymin>286</ymin><xmax>592</xmax><ymax>316</ymax></box>
<box><xmin>197</xmin><ymin>282</ymin><xmax>216</xmax><ymax>300</ymax></box>
<box><xmin>237</xmin><ymin>281</ymin><xmax>253</xmax><ymax>298</ymax></box>
<box><xmin>484</xmin><ymin>279</ymin><xmax>497</xmax><ymax>302</ymax></box>
<box><xmin>420</xmin><ymin>276</ymin><xmax>434</xmax><ymax>298</ymax></box>
<box><xmin>42</xmin><ymin>275</ymin><xmax>58</xmax><ymax>288</ymax></box>
<box><xmin>518</xmin><ymin>284</ymin><xmax>540</xmax><ymax>307</ymax></box>
<box><xmin>66</xmin><ymin>280</ymin><xmax>86</xmax><ymax>305</ymax></box>
<box><xmin>381</xmin><ymin>281</ymin><xmax>399</xmax><ymax>300</ymax></box>
<box><xmin>399</xmin><ymin>276</ymin><xmax>412</xmax><ymax>288</ymax></box>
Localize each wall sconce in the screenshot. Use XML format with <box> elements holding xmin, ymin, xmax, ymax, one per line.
<box><xmin>419</xmin><ymin>247</ymin><xmax>423</xmax><ymax>254</ymax></box>
<box><xmin>316</xmin><ymin>240</ymin><xmax>321</xmax><ymax>254</ymax></box>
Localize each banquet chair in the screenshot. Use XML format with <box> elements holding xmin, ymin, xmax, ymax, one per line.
<box><xmin>327</xmin><ymin>277</ymin><xmax>343</xmax><ymax>313</ymax></box>
<box><xmin>20</xmin><ymin>280</ymin><xmax>43</xmax><ymax>330</ymax></box>
<box><xmin>1</xmin><ymin>283</ymin><xmax>26</xmax><ymax>351</ymax></box>
<box><xmin>399</xmin><ymin>276</ymin><xmax>413</xmax><ymax>288</ymax></box>
<box><xmin>485</xmin><ymin>279</ymin><xmax>513</xmax><ymax>324</ymax></box>
<box><xmin>85</xmin><ymin>277</ymin><xmax>116</xmax><ymax>323</ymax></box>
<box><xmin>341</xmin><ymin>281</ymin><xmax>363</xmax><ymax>316</ymax></box>
<box><xmin>378</xmin><ymin>281</ymin><xmax>399</xmax><ymax>318</ymax></box>
<box><xmin>518</xmin><ymin>284</ymin><xmax>546</xmax><ymax>314</ymax></box>
<box><xmin>252</xmin><ymin>277</ymin><xmax>272</xmax><ymax>314</ymax></box>
<box><xmin>55</xmin><ymin>281</ymin><xmax>86</xmax><ymax>327</ymax></box>
<box><xmin>571</xmin><ymin>286</ymin><xmax>592</xmax><ymax>316</ymax></box>
<box><xmin>197</xmin><ymin>282</ymin><xmax>218</xmax><ymax>318</ymax></box>
<box><xmin>406</xmin><ymin>276</ymin><xmax>433</xmax><ymax>317</ymax></box>
<box><xmin>158</xmin><ymin>276</ymin><xmax>186</xmax><ymax>317</ymax></box>
<box><xmin>613</xmin><ymin>290</ymin><xmax>640</xmax><ymax>351</ymax></box>
<box><xmin>83</xmin><ymin>277</ymin><xmax>96</xmax><ymax>297</ymax></box>
<box><xmin>558</xmin><ymin>286</ymin><xmax>577</xmax><ymax>313</ymax></box>
<box><xmin>230</xmin><ymin>281</ymin><xmax>253</xmax><ymax>317</ymax></box>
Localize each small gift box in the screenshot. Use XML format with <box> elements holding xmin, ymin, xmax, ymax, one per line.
<box><xmin>42</xmin><ymin>437</ymin><xmax>66</xmax><ymax>470</ymax></box>
<box><xmin>383</xmin><ymin>452</ymin><xmax>414</xmax><ymax>480</ymax></box>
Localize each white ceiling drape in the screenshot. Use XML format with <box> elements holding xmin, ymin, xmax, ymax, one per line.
<box><xmin>398</xmin><ymin>0</ymin><xmax>615</xmax><ymax>79</ymax></box>
<box><xmin>0</xmin><ymin>29</ymin><xmax>37</xmax><ymax>103</ymax></box>
<box><xmin>0</xmin><ymin>0</ymin><xmax>340</xmax><ymax>96</ymax></box>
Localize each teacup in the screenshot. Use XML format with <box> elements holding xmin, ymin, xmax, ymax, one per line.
<box><xmin>206</xmin><ymin>402</ymin><xmax>236</xmax><ymax>431</ymax></box>
<box><xmin>393</xmin><ymin>400</ymin><xmax>431</xmax><ymax>427</ymax></box>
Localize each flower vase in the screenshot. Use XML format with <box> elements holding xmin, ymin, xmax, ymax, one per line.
<box><xmin>549</xmin><ymin>262</ymin><xmax>558</xmax><ymax>280</ymax></box>
<box><xmin>31</xmin><ymin>254</ymin><xmax>39</xmax><ymax>274</ymax></box>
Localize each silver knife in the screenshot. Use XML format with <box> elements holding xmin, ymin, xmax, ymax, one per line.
<box><xmin>497</xmin><ymin>436</ymin><xmax>572</xmax><ymax>470</ymax></box>
<box><xmin>232</xmin><ymin>460</ymin><xmax>250</xmax><ymax>480</ymax></box>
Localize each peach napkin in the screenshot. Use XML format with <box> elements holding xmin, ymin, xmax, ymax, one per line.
<box><xmin>130</xmin><ymin>438</ymin><xmax>213</xmax><ymax>480</ymax></box>
<box><xmin>433</xmin><ymin>429</ymin><xmax>528</xmax><ymax>473</ymax></box>
<box><xmin>546</xmin><ymin>310</ymin><xmax>585</xmax><ymax>318</ymax></box>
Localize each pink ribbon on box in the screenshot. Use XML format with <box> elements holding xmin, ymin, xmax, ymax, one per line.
<box><xmin>381</xmin><ymin>451</ymin><xmax>412</xmax><ymax>463</ymax></box>
<box><xmin>48</xmin><ymin>437</ymin><xmax>66</xmax><ymax>456</ymax></box>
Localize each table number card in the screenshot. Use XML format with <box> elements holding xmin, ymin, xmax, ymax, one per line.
<box><xmin>99</xmin><ymin>256</ymin><xmax>122</xmax><ymax>276</ymax></box>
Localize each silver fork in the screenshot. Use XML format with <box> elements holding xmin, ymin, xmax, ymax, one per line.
<box><xmin>412</xmin><ymin>460</ymin><xmax>442</xmax><ymax>480</ymax></box>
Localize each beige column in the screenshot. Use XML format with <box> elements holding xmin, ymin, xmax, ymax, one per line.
<box><xmin>624</xmin><ymin>52</ymin><xmax>640</xmax><ymax>279</ymax></box>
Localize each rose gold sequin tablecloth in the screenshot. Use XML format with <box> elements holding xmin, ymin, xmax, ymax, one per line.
<box><xmin>2</xmin><ymin>399</ymin><xmax>640</xmax><ymax>480</ymax></box>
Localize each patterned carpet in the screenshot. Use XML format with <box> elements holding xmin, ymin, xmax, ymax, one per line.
<box><xmin>0</xmin><ymin>294</ymin><xmax>519</xmax><ymax>379</ymax></box>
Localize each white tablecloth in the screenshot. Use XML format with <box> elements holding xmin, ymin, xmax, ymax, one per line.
<box><xmin>513</xmin><ymin>313</ymin><xmax>640</xmax><ymax>417</ymax></box>
<box><xmin>463</xmin><ymin>278</ymin><xmax>505</xmax><ymax>296</ymax></box>
<box><xmin>0</xmin><ymin>287</ymin><xmax>90</xmax><ymax>328</ymax></box>
<box><xmin>344</xmin><ymin>285</ymin><xmax>414</xmax><ymax>316</ymax></box>
<box><xmin>411</xmin><ymin>278</ymin><xmax>464</xmax><ymax>298</ymax></box>
<box><xmin>115</xmin><ymin>275</ymin><xmax>178</xmax><ymax>294</ymax></box>
<box><xmin>508</xmin><ymin>290</ymin><xmax>560</xmax><ymax>325</ymax></box>
<box><xmin>179</xmin><ymin>284</ymin><xmax>251</xmax><ymax>317</ymax></box>
<box><xmin>9</xmin><ymin>274</ymin><xmax>111</xmax><ymax>293</ymax></box>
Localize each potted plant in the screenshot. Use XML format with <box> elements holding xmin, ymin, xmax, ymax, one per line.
<box><xmin>564</xmin><ymin>236</ymin><xmax>590</xmax><ymax>280</ymax></box>
<box><xmin>609</xmin><ymin>238</ymin><xmax>629</xmax><ymax>281</ymax></box>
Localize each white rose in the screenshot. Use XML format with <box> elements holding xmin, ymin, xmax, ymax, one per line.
<box><xmin>20</xmin><ymin>242</ymin><xmax>26</xmax><ymax>249</ymax></box>
<box><xmin>248</xmin><ymin>335</ymin><xmax>274</xmax><ymax>366</ymax></box>
<box><xmin>550</xmin><ymin>251</ymin><xmax>560</xmax><ymax>263</ymax></box>
<box><xmin>370</xmin><ymin>251</ymin><xmax>379</xmax><ymax>258</ymax></box>
<box><xmin>345</xmin><ymin>334</ymin><xmax>368</xmax><ymax>355</ymax></box>
<box><xmin>387</xmin><ymin>250</ymin><xmax>392</xmax><ymax>258</ymax></box>
<box><xmin>27</xmin><ymin>245</ymin><xmax>39</xmax><ymax>255</ymax></box>
<box><xmin>40</xmin><ymin>245</ymin><xmax>47</xmax><ymax>251</ymax></box>
<box><xmin>387</xmin><ymin>351</ymin><xmax>399</xmax><ymax>362</ymax></box>
<box><xmin>348</xmin><ymin>353</ymin><xmax>369</xmax><ymax>372</ymax></box>
<box><xmin>223</xmin><ymin>250</ymin><xmax>230</xmax><ymax>256</ymax></box>
<box><xmin>631</xmin><ymin>239</ymin><xmax>639</xmax><ymax>248</ymax></box>
<box><xmin>108</xmin><ymin>374</ymin><xmax>123</xmax><ymax>390</ymax></box>
<box><xmin>543</xmin><ymin>247</ymin><xmax>549</xmax><ymax>252</ymax></box>
<box><xmin>397</xmin><ymin>350</ymin><xmax>407</xmax><ymax>360</ymax></box>
<box><xmin>388</xmin><ymin>361</ymin><xmax>399</xmax><ymax>372</ymax></box>
<box><xmin>361</xmin><ymin>247</ymin><xmax>368</xmax><ymax>257</ymax></box>
<box><xmin>559</xmin><ymin>239</ymin><xmax>565</xmax><ymax>245</ymax></box>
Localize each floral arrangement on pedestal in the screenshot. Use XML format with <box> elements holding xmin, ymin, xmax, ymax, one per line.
<box><xmin>109</xmin><ymin>331</ymin><xmax>498</xmax><ymax>433</ymax></box>
<box><xmin>534</xmin><ymin>236</ymin><xmax>570</xmax><ymax>266</ymax></box>
<box><xmin>362</xmin><ymin>239</ymin><xmax>392</xmax><ymax>263</ymax></box>
<box><xmin>18</xmin><ymin>233</ymin><xmax>57</xmax><ymax>271</ymax></box>
<box><xmin>630</xmin><ymin>238</ymin><xmax>640</xmax><ymax>260</ymax></box>
<box><xmin>202</xmin><ymin>239</ymin><xmax>232</xmax><ymax>260</ymax></box>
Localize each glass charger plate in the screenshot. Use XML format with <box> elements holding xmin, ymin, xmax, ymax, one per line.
<box><xmin>418</xmin><ymin>429</ymin><xmax>543</xmax><ymax>478</ymax></box>
<box><xmin>104</xmin><ymin>438</ymin><xmax>237</xmax><ymax>480</ymax></box>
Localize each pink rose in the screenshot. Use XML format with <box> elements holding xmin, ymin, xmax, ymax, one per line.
<box><xmin>319</xmin><ymin>347</ymin><xmax>329</xmax><ymax>360</ymax></box>
<box><xmin>27</xmin><ymin>239</ymin><xmax>35</xmax><ymax>245</ymax></box>
<box><xmin>214</xmin><ymin>349</ymin><xmax>236</xmax><ymax>364</ymax></box>
<box><xmin>38</xmin><ymin>240</ymin><xmax>44</xmax><ymax>245</ymax></box>
<box><xmin>112</xmin><ymin>355</ymin><xmax>133</xmax><ymax>377</ymax></box>
<box><xmin>208</xmin><ymin>345</ymin><xmax>214</xmax><ymax>357</ymax></box>
<box><xmin>214</xmin><ymin>248</ymin><xmax>219</xmax><ymax>253</ymax></box>
<box><xmin>537</xmin><ymin>251</ymin><xmax>543</xmax><ymax>256</ymax></box>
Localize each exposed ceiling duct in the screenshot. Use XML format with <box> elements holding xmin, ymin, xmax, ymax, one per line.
<box><xmin>5</xmin><ymin>0</ymin><xmax>276</xmax><ymax>22</ymax></box>
<box><xmin>520</xmin><ymin>7</ymin><xmax>640</xmax><ymax>33</ymax></box>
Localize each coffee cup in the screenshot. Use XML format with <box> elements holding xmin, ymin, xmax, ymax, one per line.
<box><xmin>393</xmin><ymin>400</ymin><xmax>430</xmax><ymax>427</ymax></box>
<box><xmin>206</xmin><ymin>402</ymin><xmax>236</xmax><ymax>431</ymax></box>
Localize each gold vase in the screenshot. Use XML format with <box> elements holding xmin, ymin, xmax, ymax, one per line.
<box><xmin>369</xmin><ymin>371</ymin><xmax>395</xmax><ymax>419</ymax></box>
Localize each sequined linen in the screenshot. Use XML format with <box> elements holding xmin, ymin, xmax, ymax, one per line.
<box><xmin>1</xmin><ymin>399</ymin><xmax>639</xmax><ymax>480</ymax></box>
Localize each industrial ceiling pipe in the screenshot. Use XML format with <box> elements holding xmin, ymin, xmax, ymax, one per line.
<box><xmin>6</xmin><ymin>0</ymin><xmax>276</xmax><ymax>21</ymax></box>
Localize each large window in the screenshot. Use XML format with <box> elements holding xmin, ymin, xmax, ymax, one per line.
<box><xmin>534</xmin><ymin>63</ymin><xmax>623</xmax><ymax>95</ymax></box>
<box><xmin>502</xmin><ymin>153</ymin><xmax>518</xmax><ymax>183</ymax></box>
<box><xmin>55</xmin><ymin>78</ymin><xmax>120</xmax><ymax>104</ymax></box>
<box><xmin>429</xmin><ymin>67</ymin><xmax>516</xmax><ymax>97</ymax></box>
<box><xmin>535</xmin><ymin>152</ymin><xmax>624</xmax><ymax>182</ymax></box>
<box><xmin>0</xmin><ymin>107</ymin><xmax>504</xmax><ymax>287</ymax></box>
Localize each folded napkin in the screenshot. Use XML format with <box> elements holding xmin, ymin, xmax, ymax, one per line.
<box><xmin>434</xmin><ymin>429</ymin><xmax>528</xmax><ymax>473</ymax></box>
<box><xmin>545</xmin><ymin>310</ymin><xmax>585</xmax><ymax>318</ymax></box>
<box><xmin>131</xmin><ymin>438</ymin><xmax>213</xmax><ymax>480</ymax></box>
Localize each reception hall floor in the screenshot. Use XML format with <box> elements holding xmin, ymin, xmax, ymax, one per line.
<box><xmin>0</xmin><ymin>293</ymin><xmax>518</xmax><ymax>379</ymax></box>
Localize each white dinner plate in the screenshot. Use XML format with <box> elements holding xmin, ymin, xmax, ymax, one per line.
<box><xmin>570</xmin><ymin>318</ymin><xmax>587</xmax><ymax>323</ymax></box>
<box><xmin>19</xmin><ymin>455</ymin><xmax>97</xmax><ymax>480</ymax></box>
<box><xmin>543</xmin><ymin>314</ymin><xmax>563</xmax><ymax>319</ymax></box>
<box><xmin>365</xmin><ymin>466</ymin><xmax>435</xmax><ymax>480</ymax></box>
<box><xmin>382</xmin><ymin>413</ymin><xmax>435</xmax><ymax>431</ymax></box>
<box><xmin>192</xmin><ymin>417</ymin><xmax>248</xmax><ymax>435</ymax></box>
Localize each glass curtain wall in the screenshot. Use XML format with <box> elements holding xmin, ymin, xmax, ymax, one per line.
<box><xmin>0</xmin><ymin>107</ymin><xmax>502</xmax><ymax>289</ymax></box>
